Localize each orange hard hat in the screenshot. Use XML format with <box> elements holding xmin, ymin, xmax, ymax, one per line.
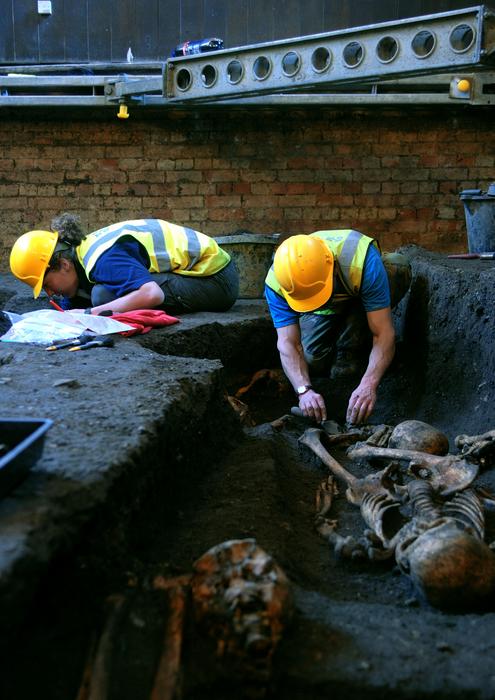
<box><xmin>9</xmin><ymin>230</ymin><xmax>58</xmax><ymax>298</ymax></box>
<box><xmin>273</xmin><ymin>235</ymin><xmax>334</xmax><ymax>312</ymax></box>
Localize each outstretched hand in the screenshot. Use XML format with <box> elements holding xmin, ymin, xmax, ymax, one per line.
<box><xmin>346</xmin><ymin>380</ymin><xmax>377</xmax><ymax>425</ymax></box>
<box><xmin>299</xmin><ymin>389</ymin><xmax>327</xmax><ymax>423</ymax></box>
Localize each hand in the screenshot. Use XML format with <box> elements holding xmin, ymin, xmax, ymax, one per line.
<box><xmin>299</xmin><ymin>389</ymin><xmax>327</xmax><ymax>423</ymax></box>
<box><xmin>346</xmin><ymin>380</ymin><xmax>377</xmax><ymax>425</ymax></box>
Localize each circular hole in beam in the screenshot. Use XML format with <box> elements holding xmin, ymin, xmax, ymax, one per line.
<box><xmin>376</xmin><ymin>35</ymin><xmax>399</xmax><ymax>63</ymax></box>
<box><xmin>311</xmin><ymin>46</ymin><xmax>332</xmax><ymax>72</ymax></box>
<box><xmin>227</xmin><ymin>60</ymin><xmax>244</xmax><ymax>84</ymax></box>
<box><xmin>411</xmin><ymin>30</ymin><xmax>436</xmax><ymax>58</ymax></box>
<box><xmin>176</xmin><ymin>68</ymin><xmax>192</xmax><ymax>91</ymax></box>
<box><xmin>343</xmin><ymin>41</ymin><xmax>364</xmax><ymax>68</ymax></box>
<box><xmin>201</xmin><ymin>64</ymin><xmax>217</xmax><ymax>87</ymax></box>
<box><xmin>253</xmin><ymin>56</ymin><xmax>272</xmax><ymax>80</ymax></box>
<box><xmin>449</xmin><ymin>24</ymin><xmax>475</xmax><ymax>53</ymax></box>
<box><xmin>282</xmin><ymin>51</ymin><xmax>301</xmax><ymax>77</ymax></box>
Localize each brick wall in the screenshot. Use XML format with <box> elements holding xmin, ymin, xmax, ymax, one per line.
<box><xmin>0</xmin><ymin>106</ymin><xmax>494</xmax><ymax>271</ymax></box>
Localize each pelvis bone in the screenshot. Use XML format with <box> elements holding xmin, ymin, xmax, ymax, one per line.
<box><xmin>347</xmin><ymin>444</ymin><xmax>478</xmax><ymax>497</ymax></box>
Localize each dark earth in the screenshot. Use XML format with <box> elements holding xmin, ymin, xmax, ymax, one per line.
<box><xmin>0</xmin><ymin>246</ymin><xmax>495</xmax><ymax>699</ymax></box>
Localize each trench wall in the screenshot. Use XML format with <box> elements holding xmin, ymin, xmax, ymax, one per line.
<box><xmin>0</xmin><ymin>105</ymin><xmax>494</xmax><ymax>269</ymax></box>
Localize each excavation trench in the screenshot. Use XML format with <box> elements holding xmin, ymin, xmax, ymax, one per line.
<box><xmin>1</xmin><ymin>247</ymin><xmax>495</xmax><ymax>699</ymax></box>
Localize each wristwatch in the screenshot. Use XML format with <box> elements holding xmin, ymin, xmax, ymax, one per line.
<box><xmin>296</xmin><ymin>384</ymin><xmax>313</xmax><ymax>397</ymax></box>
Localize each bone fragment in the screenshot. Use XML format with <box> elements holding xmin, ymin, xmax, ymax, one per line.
<box><xmin>315</xmin><ymin>476</ymin><xmax>338</xmax><ymax>519</ymax></box>
<box><xmin>455</xmin><ymin>429</ymin><xmax>495</xmax><ymax>464</ymax></box>
<box><xmin>300</xmin><ymin>428</ymin><xmax>400</xmax><ymax>505</ymax></box>
<box><xmin>365</xmin><ymin>424</ymin><xmax>394</xmax><ymax>447</ymax></box>
<box><xmin>79</xmin><ymin>594</ymin><xmax>127</xmax><ymax>700</ymax></box>
<box><xmin>150</xmin><ymin>581</ymin><xmax>188</xmax><ymax>700</ymax></box>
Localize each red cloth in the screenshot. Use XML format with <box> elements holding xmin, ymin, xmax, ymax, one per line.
<box><xmin>110</xmin><ymin>309</ymin><xmax>180</xmax><ymax>336</ymax></box>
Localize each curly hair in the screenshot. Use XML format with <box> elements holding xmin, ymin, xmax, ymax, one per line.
<box><xmin>50</xmin><ymin>213</ymin><xmax>86</xmax><ymax>245</ymax></box>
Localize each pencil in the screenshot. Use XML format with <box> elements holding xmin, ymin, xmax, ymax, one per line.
<box><xmin>49</xmin><ymin>298</ymin><xmax>64</xmax><ymax>312</ymax></box>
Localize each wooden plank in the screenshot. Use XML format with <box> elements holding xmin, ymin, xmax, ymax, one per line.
<box><xmin>88</xmin><ymin>0</ymin><xmax>112</xmax><ymax>62</ymax></box>
<box><xmin>0</xmin><ymin>1</ymin><xmax>15</xmax><ymax>63</ymax></box>
<box><xmin>158</xmin><ymin>0</ymin><xmax>181</xmax><ymax>59</ymax></box>
<box><xmin>274</xmin><ymin>0</ymin><xmax>301</xmax><ymax>40</ymax></box>
<box><xmin>203</xmin><ymin>0</ymin><xmax>226</xmax><ymax>44</ymax></box>
<box><xmin>12</xmin><ymin>0</ymin><xmax>40</xmax><ymax>63</ymax></box>
<box><xmin>247</xmin><ymin>0</ymin><xmax>274</xmax><ymax>43</ymax></box>
<box><xmin>226</xmin><ymin>0</ymin><xmax>248</xmax><ymax>48</ymax></box>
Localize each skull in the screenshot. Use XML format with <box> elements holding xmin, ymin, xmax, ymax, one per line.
<box><xmin>395</xmin><ymin>518</ymin><xmax>495</xmax><ymax>610</ymax></box>
<box><xmin>191</xmin><ymin>539</ymin><xmax>292</xmax><ymax>676</ymax></box>
<box><xmin>388</xmin><ymin>420</ymin><xmax>449</xmax><ymax>456</ymax></box>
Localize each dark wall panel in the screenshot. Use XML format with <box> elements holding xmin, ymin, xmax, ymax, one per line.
<box><xmin>226</xmin><ymin>0</ymin><xmax>248</xmax><ymax>48</ymax></box>
<box><xmin>300</xmin><ymin>0</ymin><xmax>324</xmax><ymax>37</ymax></box>
<box><xmin>112</xmin><ymin>0</ymin><xmax>136</xmax><ymax>61</ymax></box>
<box><xmin>247</xmin><ymin>0</ymin><xmax>274</xmax><ymax>43</ymax></box>
<box><xmin>0</xmin><ymin>1</ymin><xmax>15</xmax><ymax>63</ymax></box>
<box><xmin>275</xmin><ymin>0</ymin><xmax>302</xmax><ymax>40</ymax></box>
<box><xmin>38</xmin><ymin>0</ymin><xmax>68</xmax><ymax>62</ymax></box>
<box><xmin>131</xmin><ymin>1</ymin><xmax>160</xmax><ymax>61</ymax></box>
<box><xmin>65</xmin><ymin>0</ymin><xmax>89</xmax><ymax>62</ymax></box>
<box><xmin>1</xmin><ymin>0</ymin><xmax>493</xmax><ymax>65</ymax></box>
<box><xmin>88</xmin><ymin>0</ymin><xmax>112</xmax><ymax>62</ymax></box>
<box><xmin>203</xmin><ymin>0</ymin><xmax>226</xmax><ymax>41</ymax></box>
<box><xmin>158</xmin><ymin>0</ymin><xmax>181</xmax><ymax>59</ymax></box>
<box><xmin>180</xmin><ymin>0</ymin><xmax>205</xmax><ymax>43</ymax></box>
<box><xmin>12</xmin><ymin>0</ymin><xmax>39</xmax><ymax>63</ymax></box>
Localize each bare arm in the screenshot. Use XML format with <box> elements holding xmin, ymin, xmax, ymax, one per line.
<box><xmin>346</xmin><ymin>307</ymin><xmax>395</xmax><ymax>424</ymax></box>
<box><xmin>276</xmin><ymin>324</ymin><xmax>327</xmax><ymax>422</ymax></box>
<box><xmin>88</xmin><ymin>281</ymin><xmax>165</xmax><ymax>315</ymax></box>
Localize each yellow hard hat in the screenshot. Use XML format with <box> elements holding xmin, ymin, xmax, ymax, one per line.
<box><xmin>9</xmin><ymin>230</ymin><xmax>58</xmax><ymax>298</ymax></box>
<box><xmin>274</xmin><ymin>234</ymin><xmax>334</xmax><ymax>312</ymax></box>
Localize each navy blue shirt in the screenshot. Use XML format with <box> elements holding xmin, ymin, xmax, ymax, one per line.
<box><xmin>90</xmin><ymin>238</ymin><xmax>153</xmax><ymax>297</ymax></box>
<box><xmin>265</xmin><ymin>245</ymin><xmax>390</xmax><ymax>328</ymax></box>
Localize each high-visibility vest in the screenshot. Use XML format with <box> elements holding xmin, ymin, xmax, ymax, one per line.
<box><xmin>265</xmin><ymin>229</ymin><xmax>379</xmax><ymax>313</ymax></box>
<box><xmin>76</xmin><ymin>219</ymin><xmax>230</xmax><ymax>280</ymax></box>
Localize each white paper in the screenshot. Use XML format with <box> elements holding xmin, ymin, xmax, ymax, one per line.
<box><xmin>0</xmin><ymin>309</ymin><xmax>133</xmax><ymax>345</ymax></box>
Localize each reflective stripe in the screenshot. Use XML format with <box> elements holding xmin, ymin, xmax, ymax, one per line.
<box><xmin>334</xmin><ymin>229</ymin><xmax>362</xmax><ymax>295</ymax></box>
<box><xmin>183</xmin><ymin>227</ymin><xmax>202</xmax><ymax>270</ymax></box>
<box><xmin>338</xmin><ymin>229</ymin><xmax>361</xmax><ymax>274</ymax></box>
<box><xmin>82</xmin><ymin>220</ymin><xmax>171</xmax><ymax>271</ymax></box>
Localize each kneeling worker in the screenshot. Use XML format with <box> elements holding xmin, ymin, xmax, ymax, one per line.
<box><xmin>10</xmin><ymin>214</ymin><xmax>239</xmax><ymax>316</ymax></box>
<box><xmin>264</xmin><ymin>230</ymin><xmax>411</xmax><ymax>425</ymax></box>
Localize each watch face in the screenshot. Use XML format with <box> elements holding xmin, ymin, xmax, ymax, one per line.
<box><xmin>297</xmin><ymin>385</ymin><xmax>310</xmax><ymax>395</ymax></box>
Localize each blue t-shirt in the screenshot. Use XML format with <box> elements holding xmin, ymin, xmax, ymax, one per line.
<box><xmin>265</xmin><ymin>244</ymin><xmax>390</xmax><ymax>328</ymax></box>
<box><xmin>90</xmin><ymin>238</ymin><xmax>153</xmax><ymax>298</ymax></box>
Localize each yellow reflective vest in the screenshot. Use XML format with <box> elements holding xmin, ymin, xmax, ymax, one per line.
<box><xmin>265</xmin><ymin>229</ymin><xmax>379</xmax><ymax>313</ymax></box>
<box><xmin>76</xmin><ymin>219</ymin><xmax>230</xmax><ymax>280</ymax></box>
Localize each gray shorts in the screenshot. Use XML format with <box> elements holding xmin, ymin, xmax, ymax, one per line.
<box><xmin>91</xmin><ymin>259</ymin><xmax>239</xmax><ymax>314</ymax></box>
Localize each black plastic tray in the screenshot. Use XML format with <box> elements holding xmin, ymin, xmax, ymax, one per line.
<box><xmin>0</xmin><ymin>418</ymin><xmax>53</xmax><ymax>498</ymax></box>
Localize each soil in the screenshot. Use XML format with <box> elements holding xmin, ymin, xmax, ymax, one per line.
<box><xmin>1</xmin><ymin>246</ymin><xmax>495</xmax><ymax>699</ymax></box>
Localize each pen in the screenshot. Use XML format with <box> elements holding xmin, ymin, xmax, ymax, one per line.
<box><xmin>49</xmin><ymin>298</ymin><xmax>64</xmax><ymax>312</ymax></box>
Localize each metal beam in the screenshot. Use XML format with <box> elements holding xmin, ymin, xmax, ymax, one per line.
<box><xmin>164</xmin><ymin>5</ymin><xmax>495</xmax><ymax>102</ymax></box>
